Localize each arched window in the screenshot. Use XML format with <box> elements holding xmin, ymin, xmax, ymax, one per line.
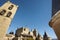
<box><xmin>6</xmin><ymin>12</ymin><xmax>12</xmax><ymax>17</ymax></box>
<box><xmin>0</xmin><ymin>10</ymin><xmax>6</xmax><ymax>15</ymax></box>
<box><xmin>8</xmin><ymin>5</ymin><xmax>14</xmax><ymax>10</ymax></box>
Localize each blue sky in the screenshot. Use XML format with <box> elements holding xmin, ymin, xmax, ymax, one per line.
<box><xmin>0</xmin><ymin>0</ymin><xmax>57</xmax><ymax>39</ymax></box>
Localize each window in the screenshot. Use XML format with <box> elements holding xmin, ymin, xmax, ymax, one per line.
<box><xmin>0</xmin><ymin>10</ymin><xmax>6</xmax><ymax>15</ymax></box>
<box><xmin>28</xmin><ymin>32</ymin><xmax>30</xmax><ymax>34</ymax></box>
<box><xmin>6</xmin><ymin>12</ymin><xmax>12</xmax><ymax>17</ymax></box>
<box><xmin>8</xmin><ymin>5</ymin><xmax>14</xmax><ymax>10</ymax></box>
<box><xmin>24</xmin><ymin>28</ymin><xmax>26</xmax><ymax>31</ymax></box>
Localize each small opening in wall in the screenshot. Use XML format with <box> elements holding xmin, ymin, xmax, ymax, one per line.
<box><xmin>0</xmin><ymin>10</ymin><xmax>6</xmax><ymax>15</ymax></box>
<box><xmin>6</xmin><ymin>12</ymin><xmax>12</xmax><ymax>17</ymax></box>
<box><xmin>8</xmin><ymin>5</ymin><xmax>14</xmax><ymax>10</ymax></box>
<box><xmin>24</xmin><ymin>28</ymin><xmax>26</xmax><ymax>31</ymax></box>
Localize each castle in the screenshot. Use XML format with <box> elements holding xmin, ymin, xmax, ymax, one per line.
<box><xmin>0</xmin><ymin>1</ymin><xmax>55</xmax><ymax>40</ymax></box>
<box><xmin>4</xmin><ymin>27</ymin><xmax>51</xmax><ymax>40</ymax></box>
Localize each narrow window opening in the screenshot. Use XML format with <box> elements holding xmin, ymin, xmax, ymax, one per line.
<box><xmin>0</xmin><ymin>10</ymin><xmax>6</xmax><ymax>15</ymax></box>
<box><xmin>8</xmin><ymin>5</ymin><xmax>14</xmax><ymax>10</ymax></box>
<box><xmin>6</xmin><ymin>12</ymin><xmax>12</xmax><ymax>17</ymax></box>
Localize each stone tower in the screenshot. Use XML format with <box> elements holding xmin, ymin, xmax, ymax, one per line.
<box><xmin>49</xmin><ymin>0</ymin><xmax>60</xmax><ymax>40</ymax></box>
<box><xmin>0</xmin><ymin>1</ymin><xmax>18</xmax><ymax>40</ymax></box>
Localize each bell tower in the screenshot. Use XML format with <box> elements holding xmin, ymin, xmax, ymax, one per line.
<box><xmin>49</xmin><ymin>0</ymin><xmax>60</xmax><ymax>40</ymax></box>
<box><xmin>0</xmin><ymin>1</ymin><xmax>18</xmax><ymax>40</ymax></box>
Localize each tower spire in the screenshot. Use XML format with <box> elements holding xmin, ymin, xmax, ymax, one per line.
<box><xmin>43</xmin><ymin>32</ymin><xmax>48</xmax><ymax>38</ymax></box>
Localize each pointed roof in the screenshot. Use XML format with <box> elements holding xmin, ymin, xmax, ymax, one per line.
<box><xmin>38</xmin><ymin>33</ymin><xmax>41</xmax><ymax>37</ymax></box>
<box><xmin>43</xmin><ymin>32</ymin><xmax>48</xmax><ymax>38</ymax></box>
<box><xmin>33</xmin><ymin>29</ymin><xmax>37</xmax><ymax>37</ymax></box>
